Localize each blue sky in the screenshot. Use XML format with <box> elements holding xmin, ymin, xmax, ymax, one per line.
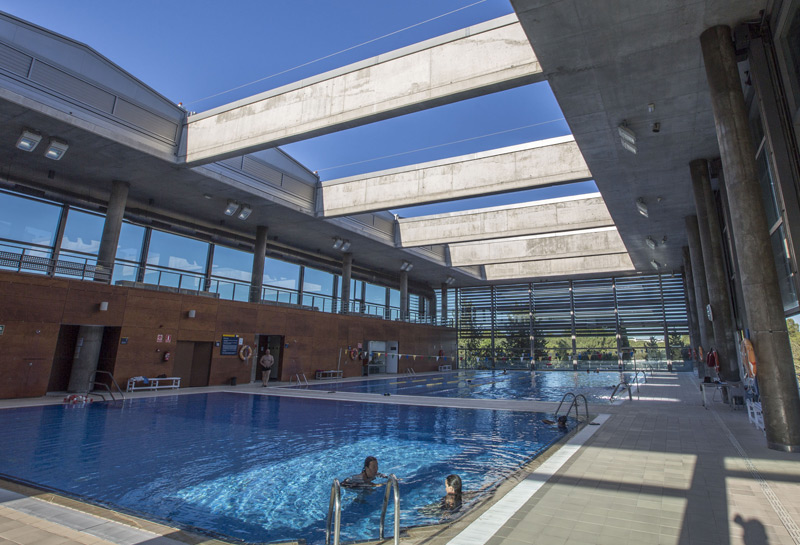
<box><xmin>1</xmin><ymin>0</ymin><xmax>595</xmax><ymax>215</ymax></box>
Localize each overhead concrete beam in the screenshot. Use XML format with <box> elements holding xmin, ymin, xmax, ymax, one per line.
<box><xmin>182</xmin><ymin>15</ymin><xmax>542</xmax><ymax>165</ymax></box>
<box><xmin>449</xmin><ymin>227</ymin><xmax>626</xmax><ymax>266</ymax></box>
<box><xmin>397</xmin><ymin>193</ymin><xmax>611</xmax><ymax>246</ymax></box>
<box><xmin>484</xmin><ymin>253</ymin><xmax>635</xmax><ymax>281</ymax></box>
<box><xmin>318</xmin><ymin>136</ymin><xmax>591</xmax><ymax>217</ymax></box>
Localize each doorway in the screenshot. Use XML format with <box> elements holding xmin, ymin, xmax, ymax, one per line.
<box><xmin>255</xmin><ymin>335</ymin><xmax>284</xmax><ymax>382</ymax></box>
<box><xmin>174</xmin><ymin>341</ymin><xmax>213</xmax><ymax>387</ymax></box>
<box><xmin>48</xmin><ymin>325</ymin><xmax>120</xmax><ymax>393</ymax></box>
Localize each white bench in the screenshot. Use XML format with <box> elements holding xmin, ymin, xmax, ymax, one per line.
<box><xmin>746</xmin><ymin>399</ymin><xmax>765</xmax><ymax>432</ymax></box>
<box><xmin>315</xmin><ymin>370</ymin><xmax>343</xmax><ymax>380</ymax></box>
<box><xmin>126</xmin><ymin>377</ymin><xmax>181</xmax><ymax>392</ymax></box>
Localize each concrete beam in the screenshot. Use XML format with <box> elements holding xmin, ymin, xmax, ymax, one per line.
<box><xmin>449</xmin><ymin>227</ymin><xmax>626</xmax><ymax>266</ymax></box>
<box><xmin>182</xmin><ymin>15</ymin><xmax>542</xmax><ymax>165</ymax></box>
<box><xmin>397</xmin><ymin>193</ymin><xmax>611</xmax><ymax>247</ymax></box>
<box><xmin>484</xmin><ymin>253</ymin><xmax>635</xmax><ymax>281</ymax></box>
<box><xmin>319</xmin><ymin>136</ymin><xmax>591</xmax><ymax>217</ymax></box>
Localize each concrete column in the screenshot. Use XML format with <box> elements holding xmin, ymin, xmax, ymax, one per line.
<box><xmin>690</xmin><ymin>159</ymin><xmax>739</xmax><ymax>381</ymax></box>
<box><xmin>67</xmin><ymin>325</ymin><xmax>104</xmax><ymax>393</ymax></box>
<box><xmin>249</xmin><ymin>225</ymin><xmax>268</xmax><ymax>303</ymax></box>
<box><xmin>400</xmin><ymin>271</ymin><xmax>409</xmax><ymax>321</ymax></box>
<box><xmin>341</xmin><ymin>253</ymin><xmax>352</xmax><ymax>313</ymax></box>
<box><xmin>685</xmin><ymin>216</ymin><xmax>713</xmax><ymax>359</ymax></box>
<box><xmin>682</xmin><ymin>247</ymin><xmax>702</xmax><ymax>371</ymax></box>
<box><xmin>441</xmin><ymin>283</ymin><xmax>449</xmax><ymax>326</ymax></box>
<box><xmin>429</xmin><ymin>289</ymin><xmax>437</xmax><ymax>324</ymax></box>
<box><xmin>702</xmin><ymin>25</ymin><xmax>800</xmax><ymax>451</ymax></box>
<box><xmin>95</xmin><ymin>181</ymin><xmax>129</xmax><ymax>283</ymax></box>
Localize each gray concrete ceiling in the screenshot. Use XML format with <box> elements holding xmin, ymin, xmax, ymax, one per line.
<box><xmin>510</xmin><ymin>0</ymin><xmax>767</xmax><ymax>273</ymax></box>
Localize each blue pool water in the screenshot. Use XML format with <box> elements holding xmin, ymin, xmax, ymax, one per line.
<box><xmin>0</xmin><ymin>393</ymin><xmax>571</xmax><ymax>544</ymax></box>
<box><xmin>303</xmin><ymin>370</ymin><xmax>629</xmax><ymax>401</ymax></box>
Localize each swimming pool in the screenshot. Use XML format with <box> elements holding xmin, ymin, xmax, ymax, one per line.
<box><xmin>0</xmin><ymin>393</ymin><xmax>571</xmax><ymax>544</ymax></box>
<box><xmin>303</xmin><ymin>370</ymin><xmax>630</xmax><ymax>401</ymax></box>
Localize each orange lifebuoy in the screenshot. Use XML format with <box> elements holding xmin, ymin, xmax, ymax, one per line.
<box><xmin>740</xmin><ymin>338</ymin><xmax>757</xmax><ymax>377</ymax></box>
<box><xmin>697</xmin><ymin>346</ymin><xmax>705</xmax><ymax>362</ymax></box>
<box><xmin>238</xmin><ymin>345</ymin><xmax>253</xmax><ymax>361</ymax></box>
<box><xmin>349</xmin><ymin>348</ymin><xmax>359</xmax><ymax>360</ymax></box>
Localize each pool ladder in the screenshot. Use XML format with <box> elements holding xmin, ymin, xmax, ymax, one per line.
<box><xmin>89</xmin><ymin>370</ymin><xmax>125</xmax><ymax>401</ymax></box>
<box><xmin>609</xmin><ymin>381</ymin><xmax>633</xmax><ymax>403</ymax></box>
<box><xmin>289</xmin><ymin>373</ymin><xmax>309</xmax><ymax>387</ymax></box>
<box><xmin>404</xmin><ymin>368</ymin><xmax>416</xmax><ymax>375</ymax></box>
<box><xmin>555</xmin><ymin>392</ymin><xmax>588</xmax><ymax>422</ymax></box>
<box><xmin>326</xmin><ymin>474</ymin><xmax>400</xmax><ymax>545</ymax></box>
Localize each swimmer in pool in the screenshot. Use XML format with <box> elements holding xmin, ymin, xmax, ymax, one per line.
<box><xmin>442</xmin><ymin>474</ymin><xmax>462</xmax><ymax>511</ymax></box>
<box><xmin>341</xmin><ymin>456</ymin><xmax>387</xmax><ymax>488</ymax></box>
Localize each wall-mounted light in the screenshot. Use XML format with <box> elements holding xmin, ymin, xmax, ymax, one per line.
<box><xmin>224</xmin><ymin>200</ymin><xmax>240</xmax><ymax>216</ymax></box>
<box><xmin>44</xmin><ymin>139</ymin><xmax>69</xmax><ymax>160</ymax></box>
<box><xmin>445</xmin><ymin>276</ymin><xmax>455</xmax><ymax>285</ymax></box>
<box><xmin>340</xmin><ymin>240</ymin><xmax>351</xmax><ymax>252</ymax></box>
<box><xmin>645</xmin><ymin>236</ymin><xmax>656</xmax><ymax>250</ymax></box>
<box><xmin>237</xmin><ymin>204</ymin><xmax>252</xmax><ymax>220</ymax></box>
<box><xmin>187</xmin><ymin>309</ymin><xmax>196</xmax><ymax>319</ymax></box>
<box><xmin>16</xmin><ymin>130</ymin><xmax>42</xmax><ymax>152</ymax></box>
<box><xmin>636</xmin><ymin>198</ymin><xmax>648</xmax><ymax>218</ymax></box>
<box><xmin>99</xmin><ymin>301</ymin><xmax>109</xmax><ymax>311</ymax></box>
<box><xmin>618</xmin><ymin>122</ymin><xmax>637</xmax><ymax>154</ymax></box>
<box><xmin>332</xmin><ymin>237</ymin><xmax>343</xmax><ymax>249</ymax></box>
<box><xmin>400</xmin><ymin>261</ymin><xmax>414</xmax><ymax>272</ymax></box>
<box><xmin>650</xmin><ymin>260</ymin><xmax>660</xmax><ymax>269</ymax></box>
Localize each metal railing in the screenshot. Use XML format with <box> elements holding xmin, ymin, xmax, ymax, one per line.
<box><xmin>609</xmin><ymin>381</ymin><xmax>633</xmax><ymax>403</ymax></box>
<box><xmin>325</xmin><ymin>479</ymin><xmax>342</xmax><ymax>545</ymax></box>
<box><xmin>90</xmin><ymin>370</ymin><xmax>125</xmax><ymax>401</ymax></box>
<box><xmin>289</xmin><ymin>373</ymin><xmax>309</xmax><ymax>387</ymax></box>
<box><xmin>0</xmin><ymin>243</ymin><xmax>110</xmax><ymax>282</ymax></box>
<box><xmin>555</xmin><ymin>392</ymin><xmax>589</xmax><ymax>422</ymax></box>
<box><xmin>379</xmin><ymin>474</ymin><xmax>400</xmax><ymax>545</ymax></box>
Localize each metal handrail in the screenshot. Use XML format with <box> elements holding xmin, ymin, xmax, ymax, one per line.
<box><xmin>404</xmin><ymin>368</ymin><xmax>416</xmax><ymax>375</ymax></box>
<box><xmin>609</xmin><ymin>381</ymin><xmax>632</xmax><ymax>403</ymax></box>
<box><xmin>325</xmin><ymin>479</ymin><xmax>342</xmax><ymax>545</ymax></box>
<box><xmin>379</xmin><ymin>474</ymin><xmax>400</xmax><ymax>545</ymax></box>
<box><xmin>290</xmin><ymin>373</ymin><xmax>309</xmax><ymax>387</ymax></box>
<box><xmin>92</xmin><ymin>370</ymin><xmax>125</xmax><ymax>400</ymax></box>
<box><xmin>554</xmin><ymin>392</ymin><xmax>589</xmax><ymax>422</ymax></box>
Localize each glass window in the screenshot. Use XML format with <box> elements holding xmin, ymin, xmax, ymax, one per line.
<box><xmin>146</xmin><ymin>230</ymin><xmax>208</xmax><ymax>273</ymax></box>
<box><xmin>212</xmin><ymin>245</ymin><xmax>253</xmax><ymax>283</ymax></box>
<box><xmin>264</xmin><ymin>257</ymin><xmax>300</xmax><ymax>290</ymax></box>
<box><xmin>303</xmin><ymin>267</ymin><xmax>334</xmax><ymax>295</ymax></box>
<box><xmin>771</xmin><ymin>224</ymin><xmax>799</xmax><ymax>312</ymax></box>
<box><xmin>0</xmin><ymin>191</ymin><xmax>61</xmax><ymax>248</ymax></box>
<box><xmin>61</xmin><ymin>209</ymin><xmax>103</xmax><ymax>255</ymax></box>
<box><xmin>116</xmin><ymin>222</ymin><xmax>145</xmax><ymax>262</ymax></box>
<box><xmin>756</xmin><ymin>146</ymin><xmax>781</xmax><ymax>228</ymax></box>
<box><xmin>365</xmin><ymin>283</ymin><xmax>386</xmax><ymax>306</ymax></box>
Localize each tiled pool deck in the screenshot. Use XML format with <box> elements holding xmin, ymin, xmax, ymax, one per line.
<box><xmin>0</xmin><ymin>371</ymin><xmax>798</xmax><ymax>545</ymax></box>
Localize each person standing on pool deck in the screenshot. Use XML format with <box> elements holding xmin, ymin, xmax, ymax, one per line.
<box><xmin>260</xmin><ymin>349</ymin><xmax>274</xmax><ymax>386</ymax></box>
<box><xmin>341</xmin><ymin>456</ymin><xmax>387</xmax><ymax>487</ymax></box>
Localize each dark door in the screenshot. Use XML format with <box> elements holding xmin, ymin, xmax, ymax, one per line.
<box><xmin>189</xmin><ymin>342</ymin><xmax>213</xmax><ymax>387</ymax></box>
<box><xmin>257</xmin><ymin>335</ymin><xmax>284</xmax><ymax>381</ymax></box>
<box><xmin>173</xmin><ymin>341</ymin><xmax>194</xmax><ymax>386</ymax></box>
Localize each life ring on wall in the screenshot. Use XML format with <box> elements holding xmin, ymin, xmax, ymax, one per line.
<box><xmin>238</xmin><ymin>345</ymin><xmax>253</xmax><ymax>361</ymax></box>
<box><xmin>697</xmin><ymin>346</ymin><xmax>705</xmax><ymax>362</ymax></box>
<box><xmin>349</xmin><ymin>348</ymin><xmax>359</xmax><ymax>360</ymax></box>
<box><xmin>740</xmin><ymin>338</ymin><xmax>757</xmax><ymax>377</ymax></box>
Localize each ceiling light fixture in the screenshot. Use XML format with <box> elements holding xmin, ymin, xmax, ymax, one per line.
<box><xmin>16</xmin><ymin>130</ymin><xmax>42</xmax><ymax>152</ymax></box>
<box><xmin>340</xmin><ymin>240</ymin><xmax>351</xmax><ymax>252</ymax></box>
<box><xmin>650</xmin><ymin>260</ymin><xmax>660</xmax><ymax>269</ymax></box>
<box><xmin>636</xmin><ymin>198</ymin><xmax>649</xmax><ymax>218</ymax></box>
<box><xmin>44</xmin><ymin>139</ymin><xmax>69</xmax><ymax>160</ymax></box>
<box><xmin>332</xmin><ymin>237</ymin><xmax>343</xmax><ymax>249</ymax></box>
<box><xmin>400</xmin><ymin>261</ymin><xmax>414</xmax><ymax>272</ymax></box>
<box><xmin>445</xmin><ymin>276</ymin><xmax>455</xmax><ymax>285</ymax></box>
<box><xmin>618</xmin><ymin>122</ymin><xmax>637</xmax><ymax>154</ymax></box>
<box><xmin>224</xmin><ymin>200</ymin><xmax>240</xmax><ymax>216</ymax></box>
<box><xmin>645</xmin><ymin>236</ymin><xmax>656</xmax><ymax>250</ymax></box>
<box><xmin>237</xmin><ymin>204</ymin><xmax>252</xmax><ymax>220</ymax></box>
